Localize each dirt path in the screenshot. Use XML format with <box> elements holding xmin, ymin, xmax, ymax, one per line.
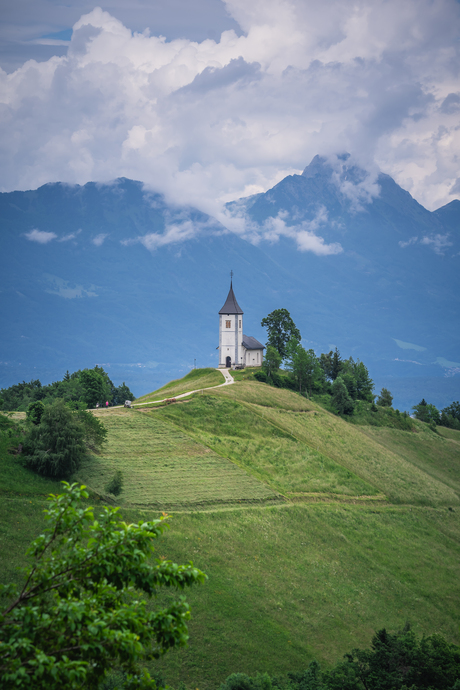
<box><xmin>115</xmin><ymin>368</ymin><xmax>235</xmax><ymax>409</ymax></box>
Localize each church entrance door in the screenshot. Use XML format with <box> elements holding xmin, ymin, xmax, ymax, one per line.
<box><xmin>226</xmin><ymin>356</ymin><xmax>231</xmax><ymax>368</ymax></box>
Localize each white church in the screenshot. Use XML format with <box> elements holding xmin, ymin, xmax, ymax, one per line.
<box><xmin>218</xmin><ymin>278</ymin><xmax>265</xmax><ymax>369</ymax></box>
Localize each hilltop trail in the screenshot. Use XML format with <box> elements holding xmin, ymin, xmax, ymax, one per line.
<box><xmin>115</xmin><ymin>368</ymin><xmax>234</xmax><ymax>408</ymax></box>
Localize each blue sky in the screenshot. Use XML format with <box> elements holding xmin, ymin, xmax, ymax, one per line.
<box><xmin>1</xmin><ymin>0</ymin><xmax>459</xmax><ymax>215</ymax></box>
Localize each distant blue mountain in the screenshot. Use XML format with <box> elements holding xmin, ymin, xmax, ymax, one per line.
<box><xmin>1</xmin><ymin>158</ymin><xmax>459</xmax><ymax>410</ymax></box>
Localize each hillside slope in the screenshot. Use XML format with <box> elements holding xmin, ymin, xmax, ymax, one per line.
<box><xmin>1</xmin><ymin>374</ymin><xmax>459</xmax><ymax>689</ymax></box>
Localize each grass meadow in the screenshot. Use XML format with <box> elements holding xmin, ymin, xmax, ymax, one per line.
<box><xmin>1</xmin><ymin>373</ymin><xmax>460</xmax><ymax>689</ymax></box>
<box><xmin>77</xmin><ymin>408</ymin><xmax>281</xmax><ymax>509</ymax></box>
<box><xmin>160</xmin><ymin>384</ymin><xmax>460</xmax><ymax>507</ymax></box>
<box><xmin>143</xmin><ymin>503</ymin><xmax>460</xmax><ymax>688</ymax></box>
<box><xmin>135</xmin><ymin>368</ymin><xmax>224</xmax><ymax>404</ymax></box>
<box><xmin>157</xmin><ymin>395</ymin><xmax>378</xmax><ymax>499</ymax></box>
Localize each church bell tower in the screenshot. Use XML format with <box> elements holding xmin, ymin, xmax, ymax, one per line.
<box><xmin>218</xmin><ymin>274</ymin><xmax>243</xmax><ymax>368</ymax></box>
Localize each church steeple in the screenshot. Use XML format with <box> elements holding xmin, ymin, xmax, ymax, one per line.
<box><xmin>218</xmin><ymin>273</ymin><xmax>243</xmax><ymax>368</ymax></box>
<box><xmin>219</xmin><ymin>274</ymin><xmax>243</xmax><ymax>315</ymax></box>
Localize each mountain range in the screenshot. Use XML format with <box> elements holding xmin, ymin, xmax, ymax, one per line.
<box><xmin>1</xmin><ymin>155</ymin><xmax>459</xmax><ymax>411</ymax></box>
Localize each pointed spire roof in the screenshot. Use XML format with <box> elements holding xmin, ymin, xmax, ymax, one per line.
<box><xmin>219</xmin><ymin>280</ymin><xmax>243</xmax><ymax>314</ymax></box>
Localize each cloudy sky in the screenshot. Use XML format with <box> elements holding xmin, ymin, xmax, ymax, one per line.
<box><xmin>1</xmin><ymin>0</ymin><xmax>459</xmax><ymax>215</ymax></box>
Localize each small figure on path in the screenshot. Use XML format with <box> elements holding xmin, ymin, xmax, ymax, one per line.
<box><xmin>96</xmin><ymin>403</ymin><xmax>99</xmax><ymax>409</ymax></box>
<box><xmin>105</xmin><ymin>400</ymin><xmax>109</xmax><ymax>408</ymax></box>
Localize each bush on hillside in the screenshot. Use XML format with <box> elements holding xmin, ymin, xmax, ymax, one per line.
<box><xmin>105</xmin><ymin>470</ymin><xmax>123</xmax><ymax>496</ymax></box>
<box><xmin>439</xmin><ymin>401</ymin><xmax>460</xmax><ymax>430</ymax></box>
<box><xmin>254</xmin><ymin>370</ymin><xmax>268</xmax><ymax>383</ymax></box>
<box><xmin>22</xmin><ymin>399</ymin><xmax>87</xmax><ymax>478</ymax></box>
<box><xmin>219</xmin><ymin>672</ymin><xmax>274</xmax><ymax>690</ymax></box>
<box><xmin>22</xmin><ymin>399</ymin><xmax>107</xmax><ymax>478</ymax></box>
<box><xmin>350</xmin><ymin>402</ymin><xmax>414</xmax><ymax>431</ymax></box>
<box><xmin>262</xmin><ymin>345</ymin><xmax>282</xmax><ymax>381</ymax></box>
<box><xmin>26</xmin><ymin>400</ymin><xmax>45</xmax><ymax>425</ymax></box>
<box><xmin>412</xmin><ymin>399</ymin><xmax>440</xmax><ymax>425</ymax></box>
<box><xmin>217</xmin><ymin>627</ymin><xmax>460</xmax><ymax>690</ymax></box>
<box><xmin>377</xmin><ymin>387</ymin><xmax>393</xmax><ymax>407</ymax></box>
<box><xmin>331</xmin><ymin>376</ymin><xmax>354</xmax><ymax>415</ymax></box>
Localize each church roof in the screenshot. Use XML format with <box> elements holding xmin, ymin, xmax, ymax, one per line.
<box><xmin>242</xmin><ymin>335</ymin><xmax>265</xmax><ymax>350</ymax></box>
<box><xmin>219</xmin><ymin>282</ymin><xmax>243</xmax><ymax>315</ymax></box>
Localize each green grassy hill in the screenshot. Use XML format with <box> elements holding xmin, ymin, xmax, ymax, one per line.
<box><xmin>1</xmin><ymin>369</ymin><xmax>460</xmax><ymax>689</ymax></box>
<box><xmin>134</xmin><ymin>368</ymin><xmax>224</xmax><ymax>404</ymax></box>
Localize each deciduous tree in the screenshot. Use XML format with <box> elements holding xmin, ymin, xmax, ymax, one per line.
<box><xmin>262</xmin><ymin>345</ymin><xmax>282</xmax><ymax>381</ymax></box>
<box><xmin>80</xmin><ymin>369</ymin><xmax>109</xmax><ymax>408</ymax></box>
<box><xmin>22</xmin><ymin>399</ymin><xmax>87</xmax><ymax>477</ymax></box>
<box><xmin>412</xmin><ymin>399</ymin><xmax>440</xmax><ymax>425</ymax></box>
<box><xmin>331</xmin><ymin>376</ymin><xmax>354</xmax><ymax>415</ymax></box>
<box><xmin>22</xmin><ymin>399</ymin><xmax>107</xmax><ymax>478</ymax></box>
<box><xmin>0</xmin><ymin>483</ymin><xmax>206</xmax><ymax>689</ymax></box>
<box><xmin>261</xmin><ymin>309</ymin><xmax>301</xmax><ymax>360</ymax></box>
<box><xmin>286</xmin><ymin>340</ymin><xmax>323</xmax><ymax>397</ymax></box>
<box><xmin>26</xmin><ymin>400</ymin><xmax>45</xmax><ymax>425</ymax></box>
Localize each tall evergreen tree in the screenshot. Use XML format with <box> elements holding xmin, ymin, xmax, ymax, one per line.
<box><xmin>331</xmin><ymin>348</ymin><xmax>343</xmax><ymax>380</ymax></box>
<box><xmin>377</xmin><ymin>388</ymin><xmax>393</xmax><ymax>407</ymax></box>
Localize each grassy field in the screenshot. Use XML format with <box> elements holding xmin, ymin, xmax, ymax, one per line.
<box><xmin>76</xmin><ymin>407</ymin><xmax>281</xmax><ymax>509</ymax></box>
<box><xmin>1</xmin><ymin>374</ymin><xmax>460</xmax><ymax>689</ymax></box>
<box><xmin>157</xmin><ymin>395</ymin><xmax>378</xmax><ymax>499</ymax></box>
<box><xmin>437</xmin><ymin>425</ymin><xmax>460</xmax><ymax>442</ymax></box>
<box><xmin>135</xmin><ymin>368</ymin><xmax>224</xmax><ymax>404</ymax></box>
<box><xmin>361</xmin><ymin>425</ymin><xmax>460</xmax><ymax>497</ymax></box>
<box><xmin>144</xmin><ymin>502</ymin><xmax>460</xmax><ymax>688</ymax></box>
<box><xmin>159</xmin><ymin>384</ymin><xmax>460</xmax><ymax>507</ymax></box>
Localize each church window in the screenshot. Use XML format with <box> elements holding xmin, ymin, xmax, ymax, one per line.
<box><xmin>226</xmin><ymin>320</ymin><xmax>231</xmax><ymax>328</ymax></box>
<box><xmin>239</xmin><ymin>320</ymin><xmax>241</xmax><ymax>328</ymax></box>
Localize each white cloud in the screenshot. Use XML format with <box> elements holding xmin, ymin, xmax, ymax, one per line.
<box><xmin>399</xmin><ymin>233</ymin><xmax>453</xmax><ymax>254</ymax></box>
<box><xmin>219</xmin><ymin>207</ymin><xmax>343</xmax><ymax>255</ymax></box>
<box><xmin>92</xmin><ymin>233</ymin><xmax>108</xmax><ymax>246</ymax></box>
<box><xmin>420</xmin><ymin>233</ymin><xmax>453</xmax><ymax>255</ymax></box>
<box><xmin>0</xmin><ymin>0</ymin><xmax>459</xmax><ymax>217</ymax></box>
<box><xmin>24</xmin><ymin>229</ymin><xmax>57</xmax><ymax>244</ymax></box>
<box><xmin>399</xmin><ymin>236</ymin><xmax>418</xmax><ymax>248</ymax></box>
<box><xmin>59</xmin><ymin>228</ymin><xmax>82</xmax><ymax>242</ymax></box>
<box><xmin>122</xmin><ymin>217</ymin><xmax>220</xmax><ymax>251</ymax></box>
<box><xmin>43</xmin><ymin>274</ymin><xmax>98</xmax><ymax>298</ymax></box>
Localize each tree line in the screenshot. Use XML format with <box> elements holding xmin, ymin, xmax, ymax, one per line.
<box><xmin>0</xmin><ymin>367</ymin><xmax>136</xmax><ymax>479</ymax></box>
<box><xmin>258</xmin><ymin>309</ymin><xmax>377</xmax><ymax>417</ymax></box>
<box><xmin>258</xmin><ymin>309</ymin><xmax>459</xmax><ymax>430</ymax></box>
<box><xmin>412</xmin><ymin>399</ymin><xmax>460</xmax><ymax>431</ymax></box>
<box><xmin>0</xmin><ymin>366</ymin><xmax>135</xmax><ymax>412</ymax></box>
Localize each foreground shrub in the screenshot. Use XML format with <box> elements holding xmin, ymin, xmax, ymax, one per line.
<box><xmin>0</xmin><ymin>483</ymin><xmax>207</xmax><ymax>689</ymax></box>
